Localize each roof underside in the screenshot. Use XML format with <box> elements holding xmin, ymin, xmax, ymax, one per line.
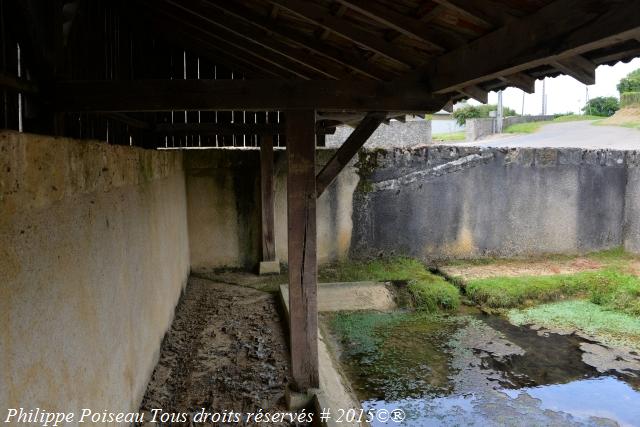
<box><xmin>2</xmin><ymin>0</ymin><xmax>640</xmax><ymax>147</ymax></box>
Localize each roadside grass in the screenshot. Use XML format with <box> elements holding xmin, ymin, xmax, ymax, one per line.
<box><xmin>320</xmin><ymin>257</ymin><xmax>461</xmax><ymax>313</ymax></box>
<box><xmin>432</xmin><ymin>131</ymin><xmax>466</xmax><ymax>142</ymax></box>
<box><xmin>508</xmin><ymin>300</ymin><xmax>640</xmax><ymax>350</ymax></box>
<box><xmin>466</xmin><ymin>268</ymin><xmax>640</xmax><ymax>315</ymax></box>
<box><xmin>504</xmin><ymin>114</ymin><xmax>603</xmax><ymax>134</ymax></box>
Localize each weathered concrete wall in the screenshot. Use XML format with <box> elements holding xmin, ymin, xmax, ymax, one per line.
<box><xmin>624</xmin><ymin>152</ymin><xmax>640</xmax><ymax>252</ymax></box>
<box><xmin>351</xmin><ymin>146</ymin><xmax>630</xmax><ymax>259</ymax></box>
<box><xmin>185</xmin><ymin>149</ymin><xmax>358</xmax><ymax>271</ymax></box>
<box><xmin>326</xmin><ymin>119</ymin><xmax>431</xmax><ymax>148</ymax></box>
<box><xmin>0</xmin><ymin>132</ymin><xmax>190</xmax><ymax>418</ymax></box>
<box><xmin>185</xmin><ymin>145</ymin><xmax>639</xmax><ymax>270</ymax></box>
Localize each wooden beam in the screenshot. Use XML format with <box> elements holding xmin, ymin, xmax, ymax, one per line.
<box><xmin>404</xmin><ymin>0</ymin><xmax>640</xmax><ymax>94</ymax></box>
<box><xmin>335</xmin><ymin>0</ymin><xmax>450</xmax><ymax>52</ymax></box>
<box><xmin>551</xmin><ymin>55</ymin><xmax>596</xmax><ymax>85</ymax></box>
<box><xmin>261</xmin><ymin>134</ymin><xmax>277</xmax><ymax>262</ymax></box>
<box><xmin>316</xmin><ymin>112</ymin><xmax>385</xmax><ymax>197</ymax></box>
<box><xmin>162</xmin><ymin>0</ymin><xmax>352</xmax><ymax>80</ymax></box>
<box><xmin>268</xmin><ymin>0</ymin><xmax>421</xmax><ymax>68</ymax></box>
<box><xmin>459</xmin><ymin>85</ymin><xmax>488</xmax><ymax>104</ymax></box>
<box><xmin>432</xmin><ymin>0</ymin><xmax>513</xmax><ymax>27</ymax></box>
<box><xmin>53</xmin><ymin>80</ymin><xmax>450</xmax><ymax>112</ymax></box>
<box><xmin>203</xmin><ymin>0</ymin><xmax>392</xmax><ymax>80</ymax></box>
<box><xmin>0</xmin><ymin>73</ymin><xmax>38</xmax><ymax>94</ymax></box>
<box><xmin>499</xmin><ymin>73</ymin><xmax>536</xmax><ymax>94</ymax></box>
<box><xmin>286</xmin><ymin>110</ymin><xmax>319</xmax><ymax>391</ymax></box>
<box><xmin>102</xmin><ymin>113</ymin><xmax>151</xmax><ymax>130</ymax></box>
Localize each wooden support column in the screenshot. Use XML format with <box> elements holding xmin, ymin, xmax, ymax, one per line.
<box><xmin>286</xmin><ymin>110</ymin><xmax>319</xmax><ymax>391</ymax></box>
<box><xmin>259</xmin><ymin>134</ymin><xmax>280</xmax><ymax>275</ymax></box>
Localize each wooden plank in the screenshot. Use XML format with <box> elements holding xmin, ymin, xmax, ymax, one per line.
<box><xmin>261</xmin><ymin>134</ymin><xmax>277</xmax><ymax>262</ymax></box>
<box><xmin>316</xmin><ymin>112</ymin><xmax>385</xmax><ymax>197</ymax></box>
<box><xmin>53</xmin><ymin>79</ymin><xmax>450</xmax><ymax>112</ymax></box>
<box><xmin>204</xmin><ymin>0</ymin><xmax>392</xmax><ymax>80</ymax></box>
<box><xmin>551</xmin><ymin>55</ymin><xmax>596</xmax><ymax>85</ymax></box>
<box><xmin>459</xmin><ymin>85</ymin><xmax>488</xmax><ymax>104</ymax></box>
<box><xmin>163</xmin><ymin>0</ymin><xmax>353</xmax><ymax>80</ymax></box>
<box><xmin>0</xmin><ymin>73</ymin><xmax>38</xmax><ymax>94</ymax></box>
<box><xmin>286</xmin><ymin>109</ymin><xmax>319</xmax><ymax>391</ymax></box>
<box><xmin>335</xmin><ymin>0</ymin><xmax>452</xmax><ymax>52</ymax></box>
<box><xmin>154</xmin><ymin>122</ymin><xmax>333</xmax><ymax>135</ymax></box>
<box><xmin>269</xmin><ymin>0</ymin><xmax>421</xmax><ymax>68</ymax></box>
<box><xmin>403</xmin><ymin>0</ymin><xmax>640</xmax><ymax>94</ymax></box>
<box><xmin>499</xmin><ymin>73</ymin><xmax>536</xmax><ymax>94</ymax></box>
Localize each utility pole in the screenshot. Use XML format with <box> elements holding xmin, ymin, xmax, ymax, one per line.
<box><xmin>521</xmin><ymin>90</ymin><xmax>525</xmax><ymax>116</ymax></box>
<box><xmin>497</xmin><ymin>90</ymin><xmax>504</xmax><ymax>133</ymax></box>
<box><xmin>541</xmin><ymin>79</ymin><xmax>547</xmax><ymax>115</ymax></box>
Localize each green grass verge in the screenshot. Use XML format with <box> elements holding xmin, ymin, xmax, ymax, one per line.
<box><xmin>320</xmin><ymin>257</ymin><xmax>461</xmax><ymax>312</ymax></box>
<box><xmin>508</xmin><ymin>300</ymin><xmax>640</xmax><ymax>350</ymax></box>
<box><xmin>432</xmin><ymin>131</ymin><xmax>466</xmax><ymax>142</ymax></box>
<box><xmin>466</xmin><ymin>268</ymin><xmax>640</xmax><ymax>315</ymax></box>
<box><xmin>504</xmin><ymin>114</ymin><xmax>603</xmax><ymax>134</ymax></box>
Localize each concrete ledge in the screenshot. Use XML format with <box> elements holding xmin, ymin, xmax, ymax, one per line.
<box><xmin>259</xmin><ymin>260</ymin><xmax>281</xmax><ymax>275</ymax></box>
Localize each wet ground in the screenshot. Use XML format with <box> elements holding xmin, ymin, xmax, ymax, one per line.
<box><xmin>326</xmin><ymin>309</ymin><xmax>640</xmax><ymax>427</ymax></box>
<box><xmin>139</xmin><ymin>277</ymin><xmax>303</xmax><ymax>426</ymax></box>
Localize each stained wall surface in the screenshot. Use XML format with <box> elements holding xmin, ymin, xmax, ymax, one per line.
<box><xmin>0</xmin><ymin>131</ymin><xmax>190</xmax><ymax>418</ymax></box>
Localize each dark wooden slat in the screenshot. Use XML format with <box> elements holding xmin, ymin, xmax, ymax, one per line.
<box><xmin>164</xmin><ymin>0</ymin><xmax>352</xmax><ymax>80</ymax></box>
<box><xmin>459</xmin><ymin>85</ymin><xmax>488</xmax><ymax>104</ymax></box>
<box><xmin>552</xmin><ymin>55</ymin><xmax>596</xmax><ymax>85</ymax></box>
<box><xmin>404</xmin><ymin>0</ymin><xmax>640</xmax><ymax>94</ymax></box>
<box><xmin>261</xmin><ymin>134</ymin><xmax>277</xmax><ymax>262</ymax></box>
<box><xmin>204</xmin><ymin>0</ymin><xmax>392</xmax><ymax>80</ymax></box>
<box><xmin>154</xmin><ymin>122</ymin><xmax>333</xmax><ymax>135</ymax></box>
<box><xmin>53</xmin><ymin>79</ymin><xmax>450</xmax><ymax>112</ymax></box>
<box><xmin>316</xmin><ymin>112</ymin><xmax>385</xmax><ymax>197</ymax></box>
<box><xmin>499</xmin><ymin>73</ymin><xmax>536</xmax><ymax>94</ymax></box>
<box><xmin>335</xmin><ymin>0</ymin><xmax>452</xmax><ymax>52</ymax></box>
<box><xmin>286</xmin><ymin>109</ymin><xmax>319</xmax><ymax>391</ymax></box>
<box><xmin>102</xmin><ymin>113</ymin><xmax>151</xmax><ymax>129</ymax></box>
<box><xmin>0</xmin><ymin>73</ymin><xmax>38</xmax><ymax>94</ymax></box>
<box><xmin>269</xmin><ymin>0</ymin><xmax>420</xmax><ymax>68</ymax></box>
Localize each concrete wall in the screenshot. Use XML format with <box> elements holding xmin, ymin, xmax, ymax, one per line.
<box><xmin>0</xmin><ymin>132</ymin><xmax>190</xmax><ymax>418</ymax></box>
<box><xmin>185</xmin><ymin>149</ymin><xmax>358</xmax><ymax>271</ymax></box>
<box><xmin>326</xmin><ymin>119</ymin><xmax>431</xmax><ymax>148</ymax></box>
<box><xmin>185</xmin><ymin>145</ymin><xmax>640</xmax><ymax>270</ymax></box>
<box><xmin>624</xmin><ymin>151</ymin><xmax>640</xmax><ymax>252</ymax></box>
<box><xmin>351</xmin><ymin>146</ymin><xmax>630</xmax><ymax>259</ymax></box>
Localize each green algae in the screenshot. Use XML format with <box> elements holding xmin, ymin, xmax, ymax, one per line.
<box><xmin>508</xmin><ymin>300</ymin><xmax>640</xmax><ymax>351</ymax></box>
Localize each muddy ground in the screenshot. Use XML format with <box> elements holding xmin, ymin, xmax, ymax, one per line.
<box><xmin>139</xmin><ymin>277</ymin><xmax>305</xmax><ymax>426</ymax></box>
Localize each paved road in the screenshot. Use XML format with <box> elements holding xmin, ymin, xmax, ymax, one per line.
<box><xmin>450</xmin><ymin>121</ymin><xmax>640</xmax><ymax>150</ymax></box>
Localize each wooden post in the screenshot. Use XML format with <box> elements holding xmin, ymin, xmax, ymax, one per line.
<box><xmin>259</xmin><ymin>134</ymin><xmax>279</xmax><ymax>275</ymax></box>
<box><xmin>286</xmin><ymin>110</ymin><xmax>319</xmax><ymax>391</ymax></box>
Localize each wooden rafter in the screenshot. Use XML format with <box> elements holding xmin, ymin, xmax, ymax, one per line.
<box><xmin>268</xmin><ymin>0</ymin><xmax>421</xmax><ymax>68</ymax></box>
<box><xmin>552</xmin><ymin>55</ymin><xmax>596</xmax><ymax>85</ymax></box>
<box><xmin>499</xmin><ymin>73</ymin><xmax>536</xmax><ymax>94</ymax></box>
<box><xmin>202</xmin><ymin>0</ymin><xmax>392</xmax><ymax>80</ymax></box>
<box><xmin>404</xmin><ymin>0</ymin><xmax>640</xmax><ymax>94</ymax></box>
<box><xmin>161</xmin><ymin>0</ymin><xmax>354</xmax><ymax>80</ymax></box>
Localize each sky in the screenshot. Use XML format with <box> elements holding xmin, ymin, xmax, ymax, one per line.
<box><xmin>464</xmin><ymin>57</ymin><xmax>640</xmax><ymax>115</ymax></box>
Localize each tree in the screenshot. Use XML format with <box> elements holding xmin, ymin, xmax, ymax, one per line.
<box><xmin>582</xmin><ymin>96</ymin><xmax>619</xmax><ymax>117</ymax></box>
<box><xmin>452</xmin><ymin>104</ymin><xmax>518</xmax><ymax>126</ymax></box>
<box><xmin>617</xmin><ymin>68</ymin><xmax>640</xmax><ymax>94</ymax></box>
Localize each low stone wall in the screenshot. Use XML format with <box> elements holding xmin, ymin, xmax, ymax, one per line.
<box><xmin>326</xmin><ymin>119</ymin><xmax>431</xmax><ymax>148</ymax></box>
<box><xmin>466</xmin><ymin>115</ymin><xmax>555</xmax><ymax>141</ymax></box>
<box><xmin>185</xmin><ymin>145</ymin><xmax>640</xmax><ymax>270</ymax></box>
<box><xmin>0</xmin><ymin>131</ymin><xmax>190</xmax><ymax>417</ymax></box>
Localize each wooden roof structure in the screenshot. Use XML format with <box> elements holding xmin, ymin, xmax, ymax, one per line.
<box><xmin>2</xmin><ymin>0</ymin><xmax>640</xmax><ymax>396</ymax></box>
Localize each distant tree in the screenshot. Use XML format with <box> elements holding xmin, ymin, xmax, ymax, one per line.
<box><xmin>452</xmin><ymin>104</ymin><xmax>518</xmax><ymax>126</ymax></box>
<box><xmin>583</xmin><ymin>96</ymin><xmax>619</xmax><ymax>117</ymax></box>
<box><xmin>617</xmin><ymin>68</ymin><xmax>640</xmax><ymax>94</ymax></box>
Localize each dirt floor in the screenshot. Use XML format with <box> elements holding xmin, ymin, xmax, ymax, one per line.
<box><xmin>139</xmin><ymin>276</ymin><xmax>305</xmax><ymax>426</ymax></box>
<box><xmin>440</xmin><ymin>257</ymin><xmax>603</xmax><ymax>281</ymax></box>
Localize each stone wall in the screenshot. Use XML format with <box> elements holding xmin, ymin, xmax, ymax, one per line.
<box><xmin>466</xmin><ymin>115</ymin><xmax>555</xmax><ymax>141</ymax></box>
<box><xmin>185</xmin><ymin>145</ymin><xmax>640</xmax><ymax>269</ymax></box>
<box><xmin>0</xmin><ymin>131</ymin><xmax>190</xmax><ymax>417</ymax></box>
<box><xmin>326</xmin><ymin>119</ymin><xmax>431</xmax><ymax>148</ymax></box>
<box><xmin>624</xmin><ymin>151</ymin><xmax>640</xmax><ymax>252</ymax></box>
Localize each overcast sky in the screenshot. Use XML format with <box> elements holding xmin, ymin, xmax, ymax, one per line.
<box><xmin>465</xmin><ymin>57</ymin><xmax>640</xmax><ymax>115</ymax></box>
